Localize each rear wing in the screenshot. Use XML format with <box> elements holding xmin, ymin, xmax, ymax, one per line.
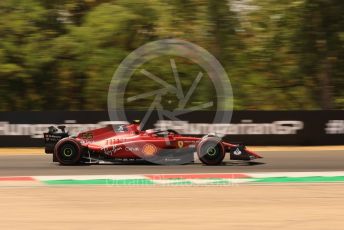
<box><xmin>43</xmin><ymin>126</ymin><xmax>69</xmax><ymax>153</ymax></box>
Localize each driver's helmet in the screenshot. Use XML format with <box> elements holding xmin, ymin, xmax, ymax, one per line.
<box><xmin>128</xmin><ymin>120</ymin><xmax>141</xmax><ymax>133</ymax></box>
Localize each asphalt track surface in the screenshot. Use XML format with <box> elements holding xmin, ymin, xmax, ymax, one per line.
<box><xmin>0</xmin><ymin>150</ymin><xmax>343</xmax><ymax>176</ymax></box>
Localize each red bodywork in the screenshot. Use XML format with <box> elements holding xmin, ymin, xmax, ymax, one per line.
<box><xmin>73</xmin><ymin>123</ymin><xmax>262</xmax><ymax>160</ymax></box>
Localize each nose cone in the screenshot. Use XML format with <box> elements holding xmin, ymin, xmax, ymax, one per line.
<box><xmin>246</xmin><ymin>148</ymin><xmax>263</xmax><ymax>159</ymax></box>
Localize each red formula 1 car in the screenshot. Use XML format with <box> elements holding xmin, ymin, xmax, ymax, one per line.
<box><xmin>44</xmin><ymin>121</ymin><xmax>262</xmax><ymax>165</ymax></box>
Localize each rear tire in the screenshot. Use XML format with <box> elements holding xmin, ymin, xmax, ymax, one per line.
<box><xmin>54</xmin><ymin>139</ymin><xmax>82</xmax><ymax>165</ymax></box>
<box><xmin>197</xmin><ymin>137</ymin><xmax>225</xmax><ymax>165</ymax></box>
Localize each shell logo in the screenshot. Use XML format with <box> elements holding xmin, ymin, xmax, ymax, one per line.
<box><xmin>142</xmin><ymin>144</ymin><xmax>157</xmax><ymax>156</ymax></box>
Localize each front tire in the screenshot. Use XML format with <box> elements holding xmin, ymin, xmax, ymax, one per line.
<box><xmin>54</xmin><ymin>139</ymin><xmax>82</xmax><ymax>165</ymax></box>
<box><xmin>197</xmin><ymin>137</ymin><xmax>225</xmax><ymax>165</ymax></box>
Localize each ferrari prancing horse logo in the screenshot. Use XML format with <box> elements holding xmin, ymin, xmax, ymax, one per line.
<box><xmin>177</xmin><ymin>141</ymin><xmax>184</xmax><ymax>148</ymax></box>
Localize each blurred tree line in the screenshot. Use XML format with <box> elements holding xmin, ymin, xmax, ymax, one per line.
<box><xmin>0</xmin><ymin>0</ymin><xmax>343</xmax><ymax>111</ymax></box>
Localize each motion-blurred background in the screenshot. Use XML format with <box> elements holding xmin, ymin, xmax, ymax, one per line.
<box><xmin>0</xmin><ymin>0</ymin><xmax>343</xmax><ymax>111</ymax></box>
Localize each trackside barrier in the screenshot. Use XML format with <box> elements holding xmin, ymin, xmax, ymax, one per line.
<box><xmin>0</xmin><ymin>110</ymin><xmax>343</xmax><ymax>146</ymax></box>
